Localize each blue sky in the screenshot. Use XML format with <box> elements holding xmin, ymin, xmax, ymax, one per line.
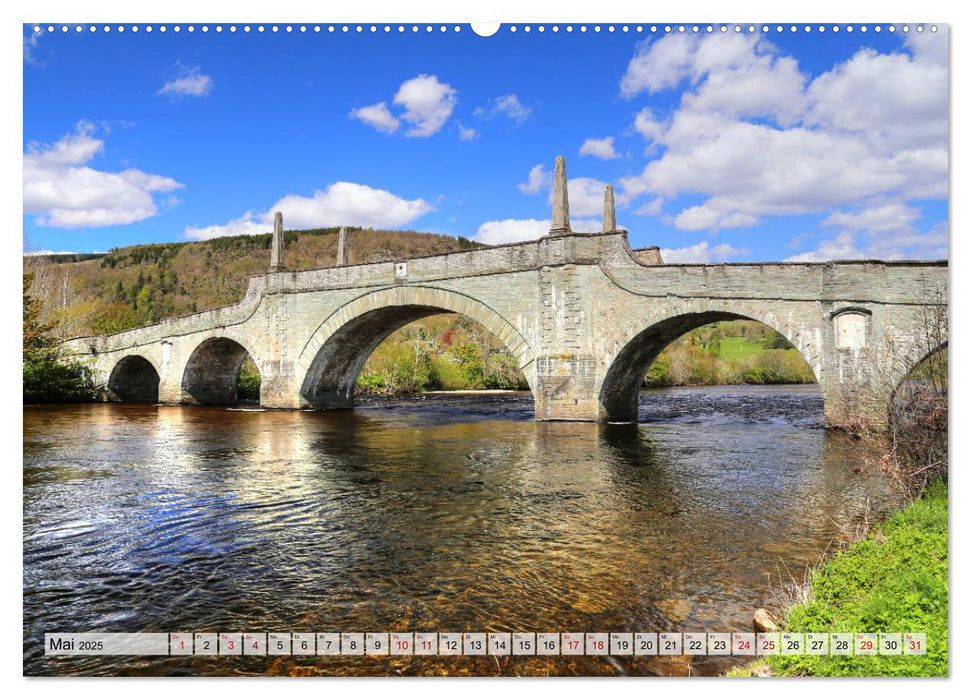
<box><xmin>23</xmin><ymin>23</ymin><xmax>948</xmax><ymax>262</ymax></box>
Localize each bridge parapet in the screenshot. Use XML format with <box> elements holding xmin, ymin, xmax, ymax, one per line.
<box><xmin>58</xmin><ymin>156</ymin><xmax>948</xmax><ymax>430</ymax></box>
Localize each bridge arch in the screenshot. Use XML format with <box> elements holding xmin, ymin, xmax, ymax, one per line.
<box><xmin>181</xmin><ymin>336</ymin><xmax>264</xmax><ymax>405</ymax></box>
<box><xmin>599</xmin><ymin>308</ymin><xmax>820</xmax><ymax>422</ymax></box>
<box><xmin>297</xmin><ymin>286</ymin><xmax>534</xmax><ymax>408</ymax></box>
<box><xmin>107</xmin><ymin>355</ymin><xmax>160</xmax><ymax>402</ymax></box>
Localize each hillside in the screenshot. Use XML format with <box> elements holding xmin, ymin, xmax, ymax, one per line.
<box><xmin>25</xmin><ymin>227</ymin><xmax>485</xmax><ymax>338</ymax></box>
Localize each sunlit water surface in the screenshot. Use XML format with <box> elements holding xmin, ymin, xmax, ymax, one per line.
<box><xmin>24</xmin><ymin>385</ymin><xmax>889</xmax><ymax>676</ymax></box>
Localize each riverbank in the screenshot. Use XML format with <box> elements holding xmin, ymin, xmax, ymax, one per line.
<box><xmin>728</xmin><ymin>480</ymin><xmax>948</xmax><ymax>677</ymax></box>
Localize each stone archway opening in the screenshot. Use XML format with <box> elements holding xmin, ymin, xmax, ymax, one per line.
<box><xmin>300</xmin><ymin>305</ymin><xmax>531</xmax><ymax>409</ymax></box>
<box><xmin>891</xmin><ymin>342</ymin><xmax>947</xmax><ymax>434</ymax></box>
<box><xmin>600</xmin><ymin>313</ymin><xmax>818</xmax><ymax>423</ymax></box>
<box><xmin>107</xmin><ymin>355</ymin><xmax>160</xmax><ymax>402</ymax></box>
<box><xmin>181</xmin><ymin>337</ymin><xmax>262</xmax><ymax>405</ymax></box>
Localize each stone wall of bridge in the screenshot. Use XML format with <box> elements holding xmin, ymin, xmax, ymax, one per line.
<box><xmin>61</xmin><ymin>230</ymin><xmax>947</xmax><ymax>429</ymax></box>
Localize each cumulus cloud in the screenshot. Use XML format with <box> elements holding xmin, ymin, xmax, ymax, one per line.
<box><xmin>349</xmin><ymin>102</ymin><xmax>400</xmax><ymax>134</ymax></box>
<box><xmin>457</xmin><ymin>121</ymin><xmax>478</xmax><ymax>141</ymax></box>
<box><xmin>351</xmin><ymin>75</ymin><xmax>457</xmax><ymax>138</ymax></box>
<box><xmin>784</xmin><ymin>232</ymin><xmax>868</xmax><ymax>262</ymax></box>
<box><xmin>633</xmin><ymin>107</ymin><xmax>666</xmax><ymax>143</ymax></box>
<box><xmin>158</xmin><ymin>65</ymin><xmax>213</xmax><ymax>98</ymax></box>
<box><xmin>660</xmin><ymin>241</ymin><xmax>747</xmax><ymax>264</ymax></box>
<box><xmin>787</xmin><ymin>204</ymin><xmax>947</xmax><ymax>262</ymax></box>
<box><xmin>474</xmin><ymin>218</ymin><xmax>549</xmax><ymax>245</ymax></box>
<box><xmin>23</xmin><ymin>122</ymin><xmax>183</xmax><ymax>228</ymax></box>
<box><xmin>475</xmin><ymin>94</ymin><xmax>532</xmax><ymax>123</ymax></box>
<box><xmin>517</xmin><ymin>164</ymin><xmax>551</xmax><ymax>194</ymax></box>
<box><xmin>580</xmin><ymin>137</ymin><xmax>620</xmax><ymax>160</ymax></box>
<box><xmin>634</xmin><ymin>197</ymin><xmax>663</xmax><ymax>216</ymax></box>
<box><xmin>562</xmin><ymin>177</ymin><xmax>608</xmax><ymax>217</ymax></box>
<box><xmin>185</xmin><ymin>182</ymin><xmax>434</xmax><ymax>240</ymax></box>
<box><xmin>393</xmin><ymin>74</ymin><xmax>457</xmax><ymax>137</ymax></box>
<box><xmin>571</xmin><ymin>217</ymin><xmax>605</xmax><ymax>233</ymax></box>
<box><xmin>616</xmin><ymin>31</ymin><xmax>948</xmax><ymax>249</ymax></box>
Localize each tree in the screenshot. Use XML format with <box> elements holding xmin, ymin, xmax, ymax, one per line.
<box><xmin>23</xmin><ymin>271</ymin><xmax>94</xmax><ymax>403</ymax></box>
<box><xmin>23</xmin><ymin>272</ymin><xmax>57</xmax><ymax>358</ymax></box>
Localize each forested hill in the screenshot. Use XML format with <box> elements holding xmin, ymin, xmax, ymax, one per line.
<box><xmin>24</xmin><ymin>227</ymin><xmax>486</xmax><ymax>338</ymax></box>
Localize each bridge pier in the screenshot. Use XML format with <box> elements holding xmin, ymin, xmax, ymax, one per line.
<box><xmin>58</xmin><ymin>158</ymin><xmax>945</xmax><ymax>431</ymax></box>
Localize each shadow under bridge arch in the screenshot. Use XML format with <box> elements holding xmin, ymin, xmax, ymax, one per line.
<box><xmin>107</xmin><ymin>355</ymin><xmax>160</xmax><ymax>402</ymax></box>
<box><xmin>181</xmin><ymin>336</ymin><xmax>263</xmax><ymax>405</ymax></box>
<box><xmin>599</xmin><ymin>310</ymin><xmax>819</xmax><ymax>423</ymax></box>
<box><xmin>297</xmin><ymin>286</ymin><xmax>534</xmax><ymax>409</ymax></box>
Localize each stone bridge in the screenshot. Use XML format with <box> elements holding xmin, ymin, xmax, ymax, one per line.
<box><xmin>62</xmin><ymin>157</ymin><xmax>948</xmax><ymax>427</ymax></box>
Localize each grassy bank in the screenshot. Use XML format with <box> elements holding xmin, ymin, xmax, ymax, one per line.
<box><xmin>730</xmin><ymin>481</ymin><xmax>948</xmax><ymax>677</ymax></box>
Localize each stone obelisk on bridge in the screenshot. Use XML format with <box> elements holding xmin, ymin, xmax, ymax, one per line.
<box><xmin>62</xmin><ymin>156</ymin><xmax>948</xmax><ymax>429</ymax></box>
<box><xmin>269</xmin><ymin>211</ymin><xmax>285</xmax><ymax>272</ymax></box>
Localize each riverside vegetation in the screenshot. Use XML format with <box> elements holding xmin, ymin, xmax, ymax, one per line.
<box><xmin>729</xmin><ymin>300</ymin><xmax>948</xmax><ymax>678</ymax></box>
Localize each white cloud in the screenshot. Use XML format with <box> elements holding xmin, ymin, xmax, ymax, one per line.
<box><xmin>158</xmin><ymin>66</ymin><xmax>213</xmax><ymax>98</ymax></box>
<box><xmin>24</xmin><ymin>28</ymin><xmax>44</xmax><ymax>65</ymax></box>
<box><xmin>185</xmin><ymin>182</ymin><xmax>434</xmax><ymax>240</ymax></box>
<box><xmin>23</xmin><ymin>122</ymin><xmax>183</xmax><ymax>228</ymax></box>
<box><xmin>571</xmin><ymin>217</ymin><xmax>605</xmax><ymax>233</ymax></box>
<box><xmin>457</xmin><ymin>121</ymin><xmax>478</xmax><ymax>141</ymax></box>
<box><xmin>561</xmin><ymin>177</ymin><xmax>608</xmax><ymax>218</ymax></box>
<box><xmin>475</xmin><ymin>94</ymin><xmax>532</xmax><ymax>123</ymax></box>
<box><xmin>660</xmin><ymin>241</ymin><xmax>747</xmax><ymax>264</ymax></box>
<box><xmin>804</xmin><ymin>46</ymin><xmax>947</xmax><ymax>153</ymax></box>
<box><xmin>620</xmin><ymin>32</ymin><xmax>697</xmax><ymax>96</ymax></box>
<box><xmin>633</xmin><ymin>107</ymin><xmax>666</xmax><ymax>143</ymax></box>
<box><xmin>634</xmin><ymin>197</ymin><xmax>663</xmax><ymax>216</ymax></box>
<box><xmin>822</xmin><ymin>202</ymin><xmax>920</xmax><ymax>234</ymax></box>
<box><xmin>784</xmin><ymin>232</ymin><xmax>867</xmax><ymax>263</ymax></box>
<box><xmin>349</xmin><ymin>102</ymin><xmax>400</xmax><ymax>134</ymax></box>
<box><xmin>184</xmin><ymin>212</ymin><xmax>271</xmax><ymax>241</ymax></box>
<box><xmin>393</xmin><ymin>74</ymin><xmax>457</xmax><ymax>137</ymax></box>
<box><xmin>24</xmin><ymin>249</ymin><xmax>81</xmax><ymax>256</ymax></box>
<box><xmin>580</xmin><ymin>137</ymin><xmax>620</xmax><ymax>160</ymax></box>
<box><xmin>616</xmin><ymin>33</ymin><xmax>947</xmax><ymax>242</ymax></box>
<box><xmin>517</xmin><ymin>164</ymin><xmax>551</xmax><ymax>194</ymax></box>
<box><xmin>474</xmin><ymin>218</ymin><xmax>549</xmax><ymax>244</ymax></box>
<box><xmin>351</xmin><ymin>75</ymin><xmax>457</xmax><ymax>137</ymax></box>
<box><xmin>787</xmin><ymin>205</ymin><xmax>948</xmax><ymax>262</ymax></box>
<box><xmin>518</xmin><ymin>169</ymin><xmax>608</xmax><ymax>222</ymax></box>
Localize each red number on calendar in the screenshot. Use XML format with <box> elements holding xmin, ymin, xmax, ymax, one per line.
<box><xmin>737</xmin><ymin>640</ymin><xmax>750</xmax><ymax>651</ymax></box>
<box><xmin>762</xmin><ymin>639</ymin><xmax>775</xmax><ymax>650</ymax></box>
<box><xmin>568</xmin><ymin>640</ymin><xmax>579</xmax><ymax>650</ymax></box>
<box><xmin>861</xmin><ymin>640</ymin><xmax>873</xmax><ymax>650</ymax></box>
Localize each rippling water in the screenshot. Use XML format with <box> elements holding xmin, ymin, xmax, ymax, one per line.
<box><xmin>23</xmin><ymin>386</ymin><xmax>889</xmax><ymax>676</ymax></box>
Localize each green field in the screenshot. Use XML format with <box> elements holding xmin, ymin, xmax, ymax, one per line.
<box><xmin>713</xmin><ymin>336</ymin><xmax>766</xmax><ymax>360</ymax></box>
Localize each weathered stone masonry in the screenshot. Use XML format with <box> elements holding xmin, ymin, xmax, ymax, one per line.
<box><xmin>62</xmin><ymin>157</ymin><xmax>948</xmax><ymax>427</ymax></box>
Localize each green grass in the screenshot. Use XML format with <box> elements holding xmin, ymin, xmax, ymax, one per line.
<box><xmin>714</xmin><ymin>336</ymin><xmax>766</xmax><ymax>361</ymax></box>
<box><xmin>735</xmin><ymin>481</ymin><xmax>948</xmax><ymax>677</ymax></box>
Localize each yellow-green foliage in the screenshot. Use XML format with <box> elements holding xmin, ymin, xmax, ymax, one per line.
<box><xmin>358</xmin><ymin>315</ymin><xmax>529</xmax><ymax>394</ymax></box>
<box><xmin>645</xmin><ymin>321</ymin><xmax>816</xmax><ymax>386</ymax></box>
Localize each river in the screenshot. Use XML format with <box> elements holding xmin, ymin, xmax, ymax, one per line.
<box><xmin>23</xmin><ymin>385</ymin><xmax>889</xmax><ymax>676</ymax></box>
